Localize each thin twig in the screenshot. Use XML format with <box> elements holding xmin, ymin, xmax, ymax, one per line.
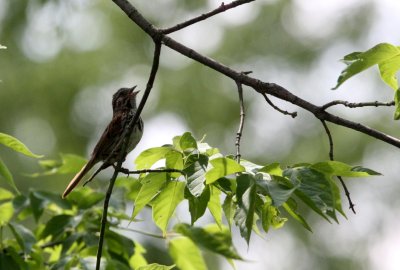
<box><xmin>160</xmin><ymin>0</ymin><xmax>255</xmax><ymax>34</ymax></box>
<box><xmin>320</xmin><ymin>120</ymin><xmax>356</xmax><ymax>214</ymax></box>
<box><xmin>95</xmin><ymin>42</ymin><xmax>162</xmax><ymax>270</ymax></box>
<box><xmin>321</xmin><ymin>100</ymin><xmax>395</xmax><ymax>111</ymax></box>
<box><xmin>262</xmin><ymin>93</ymin><xmax>297</xmax><ymax>118</ymax></box>
<box><xmin>235</xmin><ymin>81</ymin><xmax>245</xmax><ymax>163</ymax></box>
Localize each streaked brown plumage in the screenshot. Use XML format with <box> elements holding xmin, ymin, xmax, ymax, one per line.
<box><xmin>62</xmin><ymin>86</ymin><xmax>143</xmax><ymax>198</ymax></box>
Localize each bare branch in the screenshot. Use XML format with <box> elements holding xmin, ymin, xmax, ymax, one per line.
<box><xmin>161</xmin><ymin>0</ymin><xmax>255</xmax><ymax>34</ymax></box>
<box><xmin>235</xmin><ymin>81</ymin><xmax>245</xmax><ymax>163</ymax></box>
<box><xmin>262</xmin><ymin>93</ymin><xmax>297</xmax><ymax>118</ymax></box>
<box><xmin>321</xmin><ymin>120</ymin><xmax>356</xmax><ymax>214</ymax></box>
<box><xmin>112</xmin><ymin>0</ymin><xmax>400</xmax><ymax>148</ymax></box>
<box><xmin>322</xmin><ymin>100</ymin><xmax>395</xmax><ymax>110</ymax></box>
<box><xmin>96</xmin><ymin>42</ymin><xmax>162</xmax><ymax>270</ymax></box>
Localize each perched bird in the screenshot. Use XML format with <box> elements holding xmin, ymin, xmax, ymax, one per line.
<box><xmin>62</xmin><ymin>86</ymin><xmax>144</xmax><ymax>198</ymax></box>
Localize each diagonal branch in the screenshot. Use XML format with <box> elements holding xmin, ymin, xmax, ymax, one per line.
<box><xmin>95</xmin><ymin>42</ymin><xmax>162</xmax><ymax>270</ymax></box>
<box><xmin>111</xmin><ymin>0</ymin><xmax>400</xmax><ymax>148</ymax></box>
<box><xmin>160</xmin><ymin>0</ymin><xmax>255</xmax><ymax>34</ymax></box>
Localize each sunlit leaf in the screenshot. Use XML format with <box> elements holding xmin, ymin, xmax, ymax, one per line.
<box><xmin>135</xmin><ymin>147</ymin><xmax>172</xmax><ymax>170</ymax></box>
<box><xmin>0</xmin><ymin>187</ymin><xmax>14</xmax><ymax>200</ymax></box>
<box><xmin>205</xmin><ymin>157</ymin><xmax>245</xmax><ymax>184</ymax></box>
<box><xmin>169</xmin><ymin>237</ymin><xmax>207</xmax><ymax>270</ymax></box>
<box><xmin>129</xmin><ymin>242</ymin><xmax>148</xmax><ymax>269</ymax></box>
<box><xmin>333</xmin><ymin>43</ymin><xmax>400</xmax><ymax>90</ymax></box>
<box><xmin>184</xmin><ymin>154</ymin><xmax>208</xmax><ymax>196</ymax></box>
<box><xmin>137</xmin><ymin>264</ymin><xmax>175</xmax><ymax>270</ymax></box>
<box><xmin>0</xmin><ymin>158</ymin><xmax>19</xmax><ymax>194</ymax></box>
<box><xmin>66</xmin><ymin>188</ymin><xmax>104</xmax><ymax>209</ymax></box>
<box><xmin>179</xmin><ymin>132</ymin><xmax>198</xmax><ymax>152</ymax></box>
<box><xmin>0</xmin><ymin>201</ymin><xmax>13</xmax><ymax>225</ymax></box>
<box><xmin>32</xmin><ymin>154</ymin><xmax>87</xmax><ymax>177</ymax></box>
<box><xmin>152</xmin><ymin>181</ymin><xmax>185</xmax><ymax>234</ymax></box>
<box><xmin>208</xmin><ymin>185</ymin><xmax>222</xmax><ymax>228</ymax></box>
<box><xmin>165</xmin><ymin>150</ymin><xmax>184</xmax><ymax>177</ymax></box>
<box><xmin>132</xmin><ymin>173</ymin><xmax>167</xmax><ymax>219</ymax></box>
<box><xmin>311</xmin><ymin>161</ymin><xmax>380</xmax><ymax>177</ymax></box>
<box><xmin>261</xmin><ymin>197</ymin><xmax>287</xmax><ymax>233</ymax></box>
<box><xmin>0</xmin><ymin>132</ymin><xmax>43</xmax><ymax>158</ymax></box>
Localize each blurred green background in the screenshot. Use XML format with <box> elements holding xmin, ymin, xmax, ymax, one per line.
<box><xmin>1</xmin><ymin>0</ymin><xmax>400</xmax><ymax>269</ymax></box>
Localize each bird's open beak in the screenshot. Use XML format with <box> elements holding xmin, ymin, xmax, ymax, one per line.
<box><xmin>129</xmin><ymin>86</ymin><xmax>139</xmax><ymax>96</ymax></box>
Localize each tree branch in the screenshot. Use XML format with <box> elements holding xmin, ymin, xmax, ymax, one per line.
<box><xmin>112</xmin><ymin>0</ymin><xmax>400</xmax><ymax>148</ymax></box>
<box><xmin>321</xmin><ymin>100</ymin><xmax>395</xmax><ymax>110</ymax></box>
<box><xmin>160</xmin><ymin>0</ymin><xmax>255</xmax><ymax>34</ymax></box>
<box><xmin>235</xmin><ymin>81</ymin><xmax>245</xmax><ymax>163</ymax></box>
<box><xmin>95</xmin><ymin>42</ymin><xmax>162</xmax><ymax>270</ymax></box>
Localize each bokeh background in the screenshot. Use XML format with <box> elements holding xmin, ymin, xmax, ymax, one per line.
<box><xmin>1</xmin><ymin>0</ymin><xmax>400</xmax><ymax>269</ymax></box>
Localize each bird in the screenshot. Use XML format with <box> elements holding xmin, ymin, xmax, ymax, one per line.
<box><xmin>62</xmin><ymin>86</ymin><xmax>144</xmax><ymax>198</ymax></box>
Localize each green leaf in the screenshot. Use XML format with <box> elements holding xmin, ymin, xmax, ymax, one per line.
<box><xmin>137</xmin><ymin>264</ymin><xmax>175</xmax><ymax>270</ymax></box>
<box><xmin>8</xmin><ymin>222</ymin><xmax>36</xmax><ymax>254</ymax></box>
<box><xmin>0</xmin><ymin>201</ymin><xmax>14</xmax><ymax>225</ymax></box>
<box><xmin>129</xmin><ymin>242</ymin><xmax>148</xmax><ymax>269</ymax></box>
<box><xmin>187</xmin><ymin>185</ymin><xmax>210</xmax><ymax>225</ymax></box>
<box><xmin>135</xmin><ymin>147</ymin><xmax>172</xmax><ymax>170</ymax></box>
<box><xmin>152</xmin><ymin>181</ymin><xmax>185</xmax><ymax>235</ymax></box>
<box><xmin>205</xmin><ymin>157</ymin><xmax>245</xmax><ymax>184</ymax></box>
<box><xmin>66</xmin><ymin>188</ymin><xmax>104</xmax><ymax>209</ymax></box>
<box><xmin>165</xmin><ymin>150</ymin><xmax>184</xmax><ymax>177</ymax></box>
<box><xmin>395</xmin><ymin>89</ymin><xmax>400</xmax><ymax>120</ymax></box>
<box><xmin>0</xmin><ymin>158</ymin><xmax>19</xmax><ymax>194</ymax></box>
<box><xmin>132</xmin><ymin>173</ymin><xmax>167</xmax><ymax>219</ymax></box>
<box><xmin>282</xmin><ymin>199</ymin><xmax>312</xmax><ymax>232</ymax></box>
<box><xmin>234</xmin><ymin>174</ymin><xmax>256</xmax><ymax>244</ymax></box>
<box><xmin>259</xmin><ymin>163</ymin><xmax>283</xmax><ymax>176</ymax></box>
<box><xmin>255</xmin><ymin>173</ymin><xmax>297</xmax><ymax>207</ymax></box>
<box><xmin>333</xmin><ymin>43</ymin><xmax>400</xmax><ymax>90</ymax></box>
<box><xmin>284</xmin><ymin>167</ymin><xmax>340</xmax><ymax>221</ymax></box>
<box><xmin>29</xmin><ymin>190</ymin><xmax>71</xmax><ymax>221</ymax></box>
<box><xmin>32</xmin><ymin>154</ymin><xmax>87</xmax><ymax>177</ymax></box>
<box><xmin>0</xmin><ymin>132</ymin><xmax>43</xmax><ymax>158</ymax></box>
<box><xmin>311</xmin><ymin>161</ymin><xmax>381</xmax><ymax>177</ymax></box>
<box><xmin>184</xmin><ymin>154</ymin><xmax>208</xmax><ymax>196</ymax></box>
<box><xmin>179</xmin><ymin>132</ymin><xmax>198</xmax><ymax>152</ymax></box>
<box><xmin>169</xmin><ymin>236</ymin><xmax>207</xmax><ymax>270</ymax></box>
<box><xmin>40</xmin><ymin>214</ymin><xmax>73</xmax><ymax>239</ymax></box>
<box><xmin>0</xmin><ymin>187</ymin><xmax>14</xmax><ymax>200</ymax></box>
<box><xmin>175</xmin><ymin>223</ymin><xmax>242</xmax><ymax>260</ymax></box>
<box><xmin>208</xmin><ymin>185</ymin><xmax>222</xmax><ymax>228</ymax></box>
<box><xmin>222</xmin><ymin>195</ymin><xmax>234</xmax><ymax>229</ymax></box>
<box><xmin>260</xmin><ymin>197</ymin><xmax>287</xmax><ymax>233</ymax></box>
<box><xmin>0</xmin><ymin>248</ymin><xmax>22</xmax><ymax>270</ymax></box>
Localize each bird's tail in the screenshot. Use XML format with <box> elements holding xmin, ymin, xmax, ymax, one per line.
<box><xmin>62</xmin><ymin>160</ymin><xmax>96</xmax><ymax>198</ymax></box>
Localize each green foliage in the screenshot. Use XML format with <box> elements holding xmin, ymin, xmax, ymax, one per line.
<box><xmin>0</xmin><ymin>132</ymin><xmax>43</xmax><ymax>193</ymax></box>
<box><xmin>333</xmin><ymin>43</ymin><xmax>400</xmax><ymax>119</ymax></box>
<box><xmin>0</xmin><ymin>132</ymin><xmax>379</xmax><ymax>269</ymax></box>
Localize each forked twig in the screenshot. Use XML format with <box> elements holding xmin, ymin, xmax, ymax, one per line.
<box><xmin>262</xmin><ymin>93</ymin><xmax>297</xmax><ymax>118</ymax></box>
<box><xmin>161</xmin><ymin>0</ymin><xmax>255</xmax><ymax>34</ymax></box>
<box><xmin>321</xmin><ymin>100</ymin><xmax>395</xmax><ymax>110</ymax></box>
<box><xmin>321</xmin><ymin>120</ymin><xmax>356</xmax><ymax>214</ymax></box>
